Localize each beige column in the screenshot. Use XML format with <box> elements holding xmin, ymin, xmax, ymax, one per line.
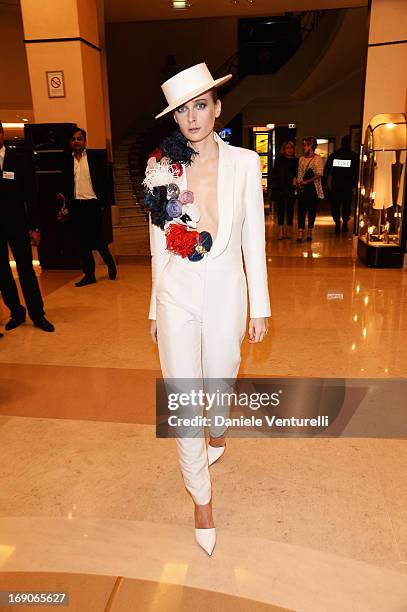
<box><xmin>362</xmin><ymin>0</ymin><xmax>407</xmax><ymax>130</ymax></box>
<box><xmin>20</xmin><ymin>0</ymin><xmax>109</xmax><ymax>149</ymax></box>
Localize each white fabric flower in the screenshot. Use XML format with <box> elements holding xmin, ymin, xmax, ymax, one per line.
<box><xmin>143</xmin><ymin>157</ymin><xmax>182</xmax><ymax>192</ymax></box>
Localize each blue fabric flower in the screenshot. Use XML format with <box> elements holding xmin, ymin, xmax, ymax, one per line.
<box><xmin>143</xmin><ymin>188</ymin><xmax>157</xmax><ymax>209</ymax></box>
<box><xmin>166</xmin><ymin>199</ymin><xmax>182</xmax><ymax>219</ymax></box>
<box><xmin>188</xmin><ymin>231</ymin><xmax>213</xmax><ymax>261</ymax></box>
<box><xmin>200</xmin><ymin>231</ymin><xmax>213</xmax><ymax>252</ymax></box>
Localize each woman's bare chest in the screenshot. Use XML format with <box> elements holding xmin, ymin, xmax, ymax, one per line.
<box><xmin>186</xmin><ymin>160</ymin><xmax>219</xmax><ymax>235</ymax></box>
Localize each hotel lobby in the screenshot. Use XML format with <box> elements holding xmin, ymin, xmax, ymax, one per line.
<box><xmin>0</xmin><ymin>0</ymin><xmax>407</xmax><ymax>610</ymax></box>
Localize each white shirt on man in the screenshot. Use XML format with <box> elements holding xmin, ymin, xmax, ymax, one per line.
<box><xmin>0</xmin><ymin>145</ymin><xmax>6</xmax><ymax>171</ymax></box>
<box><xmin>73</xmin><ymin>149</ymin><xmax>97</xmax><ymax>199</ymax></box>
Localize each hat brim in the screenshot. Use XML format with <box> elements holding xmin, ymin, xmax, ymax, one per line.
<box><xmin>155</xmin><ymin>74</ymin><xmax>233</xmax><ymax>120</ymax></box>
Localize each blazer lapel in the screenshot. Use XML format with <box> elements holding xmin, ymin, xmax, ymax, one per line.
<box><xmin>210</xmin><ymin>131</ymin><xmax>234</xmax><ymax>258</ymax></box>
<box><xmin>180</xmin><ymin>131</ymin><xmax>235</xmax><ymax>258</ymax></box>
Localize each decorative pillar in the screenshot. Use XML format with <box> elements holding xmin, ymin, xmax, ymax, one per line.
<box><xmin>20</xmin><ymin>0</ymin><xmax>109</xmax><ymax>148</ymax></box>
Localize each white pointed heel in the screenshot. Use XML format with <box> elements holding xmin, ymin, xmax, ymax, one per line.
<box><xmin>195</xmin><ymin>528</ymin><xmax>216</xmax><ymax>556</ymax></box>
<box><xmin>207</xmin><ymin>443</ymin><xmax>226</xmax><ymax>466</ymax></box>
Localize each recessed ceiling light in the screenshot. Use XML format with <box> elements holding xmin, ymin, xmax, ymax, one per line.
<box><xmin>172</xmin><ymin>0</ymin><xmax>191</xmax><ymax>9</ymax></box>
<box><xmin>22</xmin><ymin>118</ymin><xmax>29</xmax><ymax>122</ymax></box>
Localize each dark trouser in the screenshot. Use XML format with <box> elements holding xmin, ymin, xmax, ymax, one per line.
<box><xmin>298</xmin><ymin>188</ymin><xmax>318</xmax><ymax>230</ymax></box>
<box><xmin>0</xmin><ymin>225</ymin><xmax>45</xmax><ymax>320</ymax></box>
<box><xmin>71</xmin><ymin>199</ymin><xmax>115</xmax><ymax>277</ymax></box>
<box><xmin>331</xmin><ymin>191</ymin><xmax>352</xmax><ymax>224</ymax></box>
<box><xmin>276</xmin><ymin>194</ymin><xmax>295</xmax><ymax>226</ymax></box>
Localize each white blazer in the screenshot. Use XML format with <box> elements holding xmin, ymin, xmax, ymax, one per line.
<box><xmin>148</xmin><ymin>131</ymin><xmax>271</xmax><ymax>321</ymax></box>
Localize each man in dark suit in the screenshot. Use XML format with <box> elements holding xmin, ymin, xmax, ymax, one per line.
<box><xmin>61</xmin><ymin>127</ymin><xmax>117</xmax><ymax>287</ymax></box>
<box><xmin>324</xmin><ymin>134</ymin><xmax>359</xmax><ymax>234</ymax></box>
<box><xmin>0</xmin><ymin>121</ymin><xmax>54</xmax><ymax>334</ymax></box>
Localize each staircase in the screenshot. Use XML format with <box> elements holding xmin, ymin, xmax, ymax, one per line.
<box><xmin>110</xmin><ymin>10</ymin><xmax>338</xmax><ymax>257</ymax></box>
<box><xmin>112</xmin><ymin>138</ymin><xmax>150</xmax><ymax>257</ymax></box>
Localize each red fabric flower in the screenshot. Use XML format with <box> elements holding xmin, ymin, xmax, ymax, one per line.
<box><xmin>171</xmin><ymin>162</ymin><xmax>183</xmax><ymax>177</ymax></box>
<box><xmin>166</xmin><ymin>224</ymin><xmax>198</xmax><ymax>258</ymax></box>
<box><xmin>149</xmin><ymin>147</ymin><xmax>164</xmax><ymax>161</ymax></box>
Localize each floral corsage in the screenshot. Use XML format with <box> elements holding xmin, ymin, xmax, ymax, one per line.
<box><xmin>142</xmin><ymin>131</ymin><xmax>213</xmax><ymax>261</ymax></box>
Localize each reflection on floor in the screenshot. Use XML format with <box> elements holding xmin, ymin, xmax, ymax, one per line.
<box><xmin>0</xmin><ymin>217</ymin><xmax>406</xmax><ymax>612</ymax></box>
<box><xmin>0</xmin><ymin>572</ymin><xmax>291</xmax><ymax>612</ymax></box>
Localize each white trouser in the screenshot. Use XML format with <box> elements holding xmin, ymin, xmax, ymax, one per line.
<box><xmin>156</xmin><ymin>252</ymin><xmax>247</xmax><ymax>505</ymax></box>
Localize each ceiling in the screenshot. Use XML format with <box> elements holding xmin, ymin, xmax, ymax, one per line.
<box><xmin>104</xmin><ymin>0</ymin><xmax>368</xmax><ymax>23</ymax></box>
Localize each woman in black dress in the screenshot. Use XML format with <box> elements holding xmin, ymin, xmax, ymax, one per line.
<box><xmin>270</xmin><ymin>141</ymin><xmax>299</xmax><ymax>239</ymax></box>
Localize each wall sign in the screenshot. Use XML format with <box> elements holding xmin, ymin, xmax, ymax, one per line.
<box><xmin>46</xmin><ymin>71</ymin><xmax>66</xmax><ymax>98</ymax></box>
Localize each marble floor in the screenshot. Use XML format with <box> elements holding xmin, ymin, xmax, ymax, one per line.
<box><xmin>0</xmin><ymin>216</ymin><xmax>407</xmax><ymax>612</ymax></box>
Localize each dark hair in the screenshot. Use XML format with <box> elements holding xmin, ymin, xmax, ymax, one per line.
<box><xmin>166</xmin><ymin>54</ymin><xmax>176</xmax><ymax>66</ymax></box>
<box><xmin>280</xmin><ymin>140</ymin><xmax>295</xmax><ymax>155</ymax></box>
<box><xmin>303</xmin><ymin>136</ymin><xmax>317</xmax><ymax>151</ymax></box>
<box><xmin>341</xmin><ymin>134</ymin><xmax>351</xmax><ymax>148</ymax></box>
<box><xmin>69</xmin><ymin>127</ymin><xmax>87</xmax><ymax>140</ymax></box>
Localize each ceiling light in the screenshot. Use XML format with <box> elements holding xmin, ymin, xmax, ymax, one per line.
<box><xmin>1</xmin><ymin>122</ymin><xmax>26</xmax><ymax>128</ymax></box>
<box><xmin>22</xmin><ymin>118</ymin><xmax>29</xmax><ymax>122</ymax></box>
<box><xmin>266</xmin><ymin>123</ymin><xmax>275</xmax><ymax>130</ymax></box>
<box><xmin>172</xmin><ymin>1</ymin><xmax>191</xmax><ymax>9</ymax></box>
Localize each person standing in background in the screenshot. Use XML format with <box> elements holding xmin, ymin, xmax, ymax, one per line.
<box><xmin>270</xmin><ymin>140</ymin><xmax>299</xmax><ymax>239</ymax></box>
<box><xmin>324</xmin><ymin>134</ymin><xmax>359</xmax><ymax>234</ymax></box>
<box><xmin>0</xmin><ymin>120</ymin><xmax>54</xmax><ymax>333</ymax></box>
<box><xmin>61</xmin><ymin>128</ymin><xmax>117</xmax><ymax>287</ymax></box>
<box><xmin>295</xmin><ymin>137</ymin><xmax>324</xmax><ymax>243</ymax></box>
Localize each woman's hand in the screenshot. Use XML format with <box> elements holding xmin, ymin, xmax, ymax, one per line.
<box><xmin>149</xmin><ymin>320</ymin><xmax>158</xmax><ymax>344</ymax></box>
<box><xmin>248</xmin><ymin>317</ymin><xmax>269</xmax><ymax>343</ymax></box>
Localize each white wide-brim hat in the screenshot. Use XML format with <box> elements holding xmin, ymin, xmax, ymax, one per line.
<box><xmin>155</xmin><ymin>62</ymin><xmax>232</xmax><ymax>119</ymax></box>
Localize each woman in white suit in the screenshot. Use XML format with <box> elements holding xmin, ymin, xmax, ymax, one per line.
<box><xmin>145</xmin><ymin>63</ymin><xmax>271</xmax><ymax>555</ymax></box>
